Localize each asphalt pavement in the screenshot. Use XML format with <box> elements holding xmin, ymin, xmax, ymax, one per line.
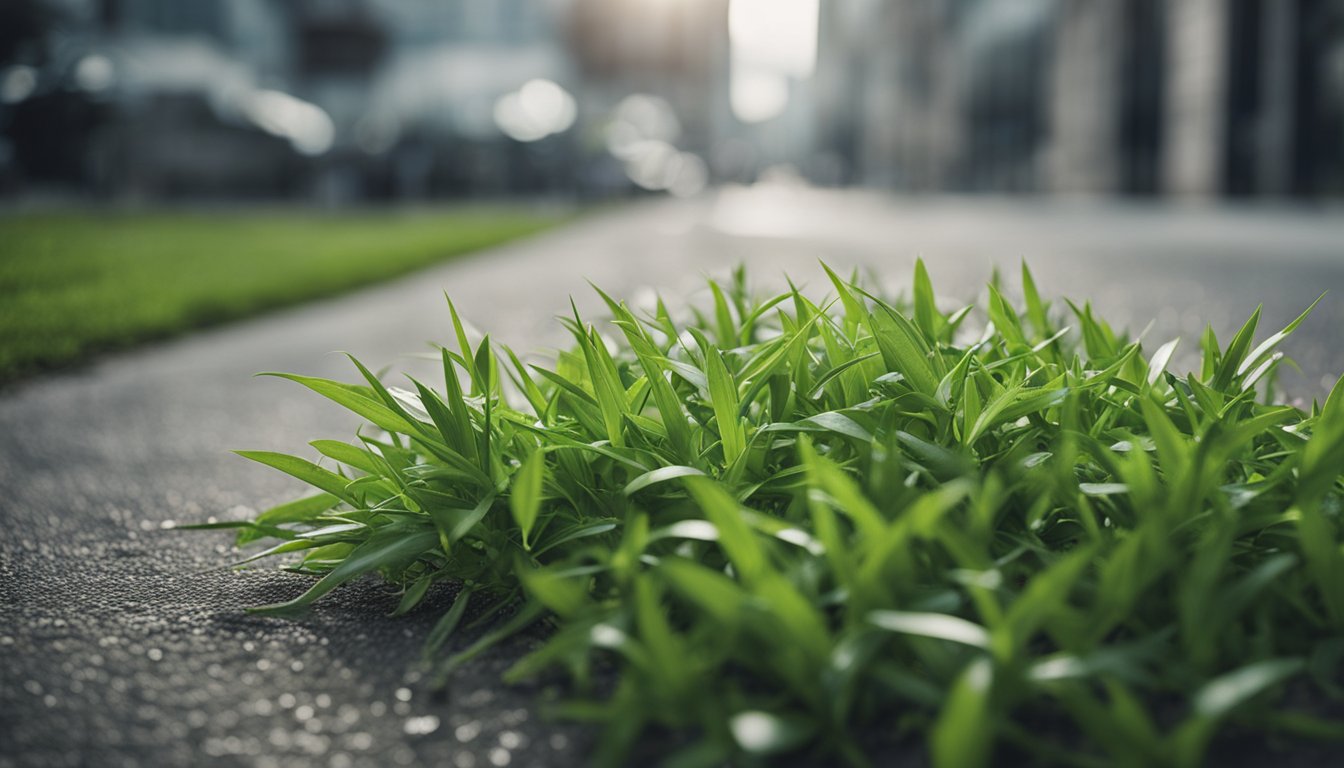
<box><xmin>3</xmin><ymin>186</ymin><xmax>1343</xmax><ymax>767</ymax></box>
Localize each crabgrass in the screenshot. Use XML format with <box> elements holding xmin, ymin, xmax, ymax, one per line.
<box><xmin>0</xmin><ymin>208</ymin><xmax>562</xmax><ymax>382</ymax></box>
<box><xmin>208</xmin><ymin>263</ymin><xmax>1344</xmax><ymax>766</ymax></box>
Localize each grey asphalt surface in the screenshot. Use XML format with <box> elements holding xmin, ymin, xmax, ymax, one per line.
<box><xmin>3</xmin><ymin>187</ymin><xmax>1343</xmax><ymax>768</ymax></box>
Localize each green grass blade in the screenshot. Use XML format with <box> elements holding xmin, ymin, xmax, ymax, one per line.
<box><xmin>236</xmin><ymin>450</ymin><xmax>359</xmax><ymax>506</ymax></box>
<box><xmin>930</xmin><ymin>657</ymin><xmax>994</xmax><ymax>768</ymax></box>
<box><xmin>250</xmin><ymin>528</ymin><xmax>438</xmax><ymax>615</ymax></box>
<box><xmin>704</xmin><ymin>346</ymin><xmax>746</xmax><ymax>466</ymax></box>
<box><xmin>510</xmin><ymin>451</ymin><xmax>546</xmax><ymax>550</ymax></box>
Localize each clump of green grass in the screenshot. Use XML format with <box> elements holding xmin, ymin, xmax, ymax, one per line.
<box><xmin>208</xmin><ymin>263</ymin><xmax>1344</xmax><ymax>766</ymax></box>
<box><xmin>0</xmin><ymin>208</ymin><xmax>561</xmax><ymax>382</ymax></box>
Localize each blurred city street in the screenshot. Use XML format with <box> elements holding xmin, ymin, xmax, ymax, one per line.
<box><xmin>2</xmin><ymin>186</ymin><xmax>1343</xmax><ymax>767</ymax></box>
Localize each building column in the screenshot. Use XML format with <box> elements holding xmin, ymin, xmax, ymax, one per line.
<box><xmin>1047</xmin><ymin>0</ymin><xmax>1124</xmax><ymax>195</ymax></box>
<box><xmin>1162</xmin><ymin>0</ymin><xmax>1229</xmax><ymax>198</ymax></box>
<box><xmin>1256</xmin><ymin>0</ymin><xmax>1296</xmax><ymax>196</ymax></box>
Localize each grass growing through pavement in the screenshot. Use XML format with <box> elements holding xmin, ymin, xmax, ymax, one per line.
<box><xmin>0</xmin><ymin>208</ymin><xmax>561</xmax><ymax>382</ymax></box>
<box><xmin>210</xmin><ymin>264</ymin><xmax>1344</xmax><ymax>766</ymax></box>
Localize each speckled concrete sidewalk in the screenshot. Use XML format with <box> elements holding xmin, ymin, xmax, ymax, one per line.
<box><xmin>3</xmin><ymin>188</ymin><xmax>1343</xmax><ymax>768</ymax></box>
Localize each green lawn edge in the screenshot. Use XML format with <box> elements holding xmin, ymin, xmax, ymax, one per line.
<box><xmin>0</xmin><ymin>206</ymin><xmax>569</xmax><ymax>384</ymax></box>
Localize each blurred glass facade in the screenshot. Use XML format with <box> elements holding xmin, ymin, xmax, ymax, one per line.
<box><xmin>816</xmin><ymin>0</ymin><xmax>1344</xmax><ymax>198</ymax></box>
<box><xmin>1</xmin><ymin>0</ymin><xmax>1342</xmax><ymax>202</ymax></box>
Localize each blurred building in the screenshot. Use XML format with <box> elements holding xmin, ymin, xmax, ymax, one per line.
<box><xmin>0</xmin><ymin>0</ymin><xmax>582</xmax><ymax>200</ymax></box>
<box><xmin>564</xmin><ymin>0</ymin><xmax>728</xmax><ymax>195</ymax></box>
<box><xmin>815</xmin><ymin>0</ymin><xmax>1344</xmax><ymax>198</ymax></box>
<box><xmin>3</xmin><ymin>0</ymin><xmax>1343</xmax><ymax>201</ymax></box>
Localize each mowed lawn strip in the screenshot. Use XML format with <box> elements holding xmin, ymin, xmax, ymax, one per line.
<box><xmin>0</xmin><ymin>208</ymin><xmax>564</xmax><ymax>381</ymax></box>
